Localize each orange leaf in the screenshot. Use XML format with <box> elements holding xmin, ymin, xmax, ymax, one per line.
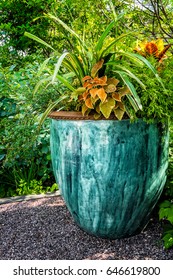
<box><xmin>91</xmin><ymin>59</ymin><xmax>104</xmax><ymax>78</ymax></box>
<box><xmin>83</xmin><ymin>91</ymin><xmax>89</xmax><ymax>100</ymax></box>
<box><xmin>117</xmin><ymin>101</ymin><xmax>125</xmax><ymax>111</ymax></box>
<box><xmin>96</xmin><ymin>88</ymin><xmax>107</xmax><ymax>102</ymax></box>
<box><xmin>85</xmin><ymin>97</ymin><xmax>94</xmax><ymax>109</ymax></box>
<box><xmin>107</xmin><ymin>78</ymin><xmax>119</xmax><ymax>86</ymax></box>
<box><xmin>78</xmin><ymin>94</ymin><xmax>84</xmax><ymax>101</ymax></box>
<box><xmin>93</xmin><ymin>76</ymin><xmax>107</xmax><ymax>86</ymax></box>
<box><xmin>112</xmin><ymin>93</ymin><xmax>121</xmax><ymax>101</ymax></box>
<box><xmin>90</xmin><ymin>88</ymin><xmax>98</xmax><ymax>98</ymax></box>
<box><xmin>82</xmin><ymin>76</ymin><xmax>91</xmax><ymax>82</ymax></box>
<box><xmin>158</xmin><ymin>44</ymin><xmax>171</xmax><ymax>62</ymax></box>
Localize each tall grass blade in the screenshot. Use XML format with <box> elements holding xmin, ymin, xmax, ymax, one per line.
<box><xmin>24</xmin><ymin>32</ymin><xmax>55</xmax><ymax>51</ymax></box>
<box><xmin>38</xmin><ymin>95</ymin><xmax>67</xmax><ymax>130</ymax></box>
<box><xmin>52</xmin><ymin>52</ymin><xmax>69</xmax><ymax>83</ymax></box>
<box><xmin>114</xmin><ymin>70</ymin><xmax>142</xmax><ymax>111</ymax></box>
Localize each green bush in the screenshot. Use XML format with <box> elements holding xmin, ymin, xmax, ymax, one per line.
<box><xmin>0</xmin><ymin>54</ymin><xmax>60</xmax><ymax>198</ymax></box>
<box><xmin>159</xmin><ymin>124</ymin><xmax>173</xmax><ymax>249</ymax></box>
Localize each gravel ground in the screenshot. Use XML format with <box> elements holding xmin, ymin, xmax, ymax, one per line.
<box><xmin>0</xmin><ymin>196</ymin><xmax>172</xmax><ymax>260</ymax></box>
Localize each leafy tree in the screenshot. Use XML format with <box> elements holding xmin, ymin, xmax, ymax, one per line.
<box><xmin>0</xmin><ymin>0</ymin><xmax>56</xmax><ymax>53</ymax></box>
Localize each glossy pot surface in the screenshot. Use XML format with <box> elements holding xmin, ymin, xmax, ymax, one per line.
<box><xmin>50</xmin><ymin>117</ymin><xmax>169</xmax><ymax>238</ymax></box>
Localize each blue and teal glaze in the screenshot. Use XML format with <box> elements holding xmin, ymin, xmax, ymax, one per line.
<box><xmin>50</xmin><ymin>119</ymin><xmax>169</xmax><ymax>239</ymax></box>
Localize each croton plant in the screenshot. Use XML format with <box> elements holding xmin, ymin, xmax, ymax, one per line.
<box><xmin>25</xmin><ymin>15</ymin><xmax>169</xmax><ymax>122</ymax></box>
<box><xmin>135</xmin><ymin>39</ymin><xmax>171</xmax><ymax>64</ymax></box>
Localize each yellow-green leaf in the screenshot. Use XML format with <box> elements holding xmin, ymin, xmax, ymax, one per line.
<box><xmin>105</xmin><ymin>84</ymin><xmax>117</xmax><ymax>93</ymax></box>
<box><xmin>113</xmin><ymin>108</ymin><xmax>125</xmax><ymax>120</ymax></box>
<box><xmin>82</xmin><ymin>104</ymin><xmax>89</xmax><ymax>115</ymax></box>
<box><xmin>100</xmin><ymin>97</ymin><xmax>115</xmax><ymax>119</ymax></box>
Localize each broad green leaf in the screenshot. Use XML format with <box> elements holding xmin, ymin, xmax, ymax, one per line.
<box><xmin>24</xmin><ymin>32</ymin><xmax>55</xmax><ymax>51</ymax></box>
<box><xmin>100</xmin><ymin>97</ymin><xmax>115</xmax><ymax>119</ymax></box>
<box><xmin>162</xmin><ymin>233</ymin><xmax>173</xmax><ymax>249</ymax></box>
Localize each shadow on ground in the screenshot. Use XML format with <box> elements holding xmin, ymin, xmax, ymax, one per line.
<box><xmin>0</xmin><ymin>196</ymin><xmax>172</xmax><ymax>260</ymax></box>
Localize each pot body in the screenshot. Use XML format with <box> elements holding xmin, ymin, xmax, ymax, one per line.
<box><xmin>50</xmin><ymin>117</ymin><xmax>169</xmax><ymax>239</ymax></box>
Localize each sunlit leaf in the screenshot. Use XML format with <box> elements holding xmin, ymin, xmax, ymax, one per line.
<box><xmin>96</xmin><ymin>88</ymin><xmax>107</xmax><ymax>102</ymax></box>
<box><xmin>85</xmin><ymin>97</ymin><xmax>94</xmax><ymax>109</ymax></box>
<box><xmin>91</xmin><ymin>59</ymin><xmax>104</xmax><ymax>78</ymax></box>
<box><xmin>52</xmin><ymin>52</ymin><xmax>69</xmax><ymax>83</ymax></box>
<box><xmin>90</xmin><ymin>88</ymin><xmax>98</xmax><ymax>98</ymax></box>
<box><xmin>82</xmin><ymin>104</ymin><xmax>89</xmax><ymax>115</ymax></box>
<box><xmin>112</xmin><ymin>93</ymin><xmax>121</xmax><ymax>101</ymax></box>
<box><xmin>24</xmin><ymin>32</ymin><xmax>55</xmax><ymax>51</ymax></box>
<box><xmin>113</xmin><ymin>108</ymin><xmax>125</xmax><ymax>120</ymax></box>
<box><xmin>100</xmin><ymin>97</ymin><xmax>115</xmax><ymax>119</ymax></box>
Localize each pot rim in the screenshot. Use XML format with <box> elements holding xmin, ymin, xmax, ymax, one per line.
<box><xmin>48</xmin><ymin>110</ymin><xmax>126</xmax><ymax>121</ymax></box>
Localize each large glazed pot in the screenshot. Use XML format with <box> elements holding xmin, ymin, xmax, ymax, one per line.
<box><xmin>49</xmin><ymin>111</ymin><xmax>169</xmax><ymax>239</ymax></box>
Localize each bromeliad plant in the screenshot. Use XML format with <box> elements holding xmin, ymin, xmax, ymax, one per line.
<box><xmin>25</xmin><ymin>14</ymin><xmax>164</xmax><ymax>121</ymax></box>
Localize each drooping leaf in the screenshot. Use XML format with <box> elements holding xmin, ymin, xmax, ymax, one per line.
<box><xmin>108</xmin><ymin>63</ymin><xmax>146</xmax><ymax>89</ymax></box>
<box><xmin>112</xmin><ymin>93</ymin><xmax>121</xmax><ymax>101</ymax></box>
<box><xmin>91</xmin><ymin>59</ymin><xmax>104</xmax><ymax>78</ymax></box>
<box><xmin>37</xmin><ymin>57</ymin><xmax>52</xmax><ymax>76</ymax></box>
<box><xmin>45</xmin><ymin>13</ymin><xmax>88</xmax><ymax>52</ymax></box>
<box><xmin>113</xmin><ymin>108</ymin><xmax>125</xmax><ymax>120</ymax></box>
<box><xmin>82</xmin><ymin>104</ymin><xmax>89</xmax><ymax>115</ymax></box>
<box><xmin>38</xmin><ymin>95</ymin><xmax>68</xmax><ymax>130</ymax></box>
<box><xmin>52</xmin><ymin>52</ymin><xmax>69</xmax><ymax>83</ymax></box>
<box><xmin>24</xmin><ymin>32</ymin><xmax>55</xmax><ymax>51</ymax></box>
<box><xmin>96</xmin><ymin>88</ymin><xmax>107</xmax><ymax>102</ymax></box>
<box><xmin>114</xmin><ymin>70</ymin><xmax>142</xmax><ymax>111</ymax></box>
<box><xmin>85</xmin><ymin>97</ymin><xmax>94</xmax><ymax>109</ymax></box>
<box><xmin>55</xmin><ymin>74</ymin><xmax>75</xmax><ymax>91</ymax></box>
<box><xmin>100</xmin><ymin>97</ymin><xmax>115</xmax><ymax>119</ymax></box>
<box><xmin>90</xmin><ymin>88</ymin><xmax>98</xmax><ymax>98</ymax></box>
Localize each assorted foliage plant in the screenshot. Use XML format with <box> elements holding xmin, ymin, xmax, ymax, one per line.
<box><xmin>25</xmin><ymin>14</ymin><xmax>166</xmax><ymax>122</ymax></box>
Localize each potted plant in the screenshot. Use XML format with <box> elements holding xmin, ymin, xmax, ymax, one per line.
<box><xmin>25</xmin><ymin>15</ymin><xmax>171</xmax><ymax>239</ymax></box>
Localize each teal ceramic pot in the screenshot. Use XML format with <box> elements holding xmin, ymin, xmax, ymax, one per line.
<box><xmin>50</xmin><ymin>111</ymin><xmax>169</xmax><ymax>239</ymax></box>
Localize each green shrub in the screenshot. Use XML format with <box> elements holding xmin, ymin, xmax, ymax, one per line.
<box><xmin>159</xmin><ymin>124</ymin><xmax>173</xmax><ymax>249</ymax></box>
<box><xmin>0</xmin><ymin>54</ymin><xmax>61</xmax><ymax>197</ymax></box>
